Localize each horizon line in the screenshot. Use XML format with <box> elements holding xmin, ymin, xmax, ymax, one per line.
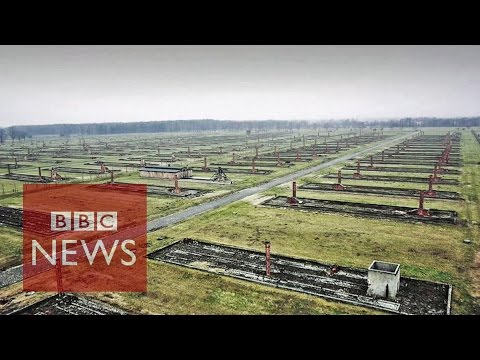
<box><xmin>3</xmin><ymin>116</ymin><xmax>480</xmax><ymax>128</ymax></box>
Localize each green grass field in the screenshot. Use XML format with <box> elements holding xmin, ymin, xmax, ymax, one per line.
<box><xmin>2</xmin><ymin>127</ymin><xmax>478</xmax><ymax>315</ymax></box>
<box><xmin>128</xmin><ymin>128</ymin><xmax>478</xmax><ymax>314</ymax></box>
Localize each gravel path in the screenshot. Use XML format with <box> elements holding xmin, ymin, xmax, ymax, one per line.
<box><xmin>0</xmin><ymin>265</ymin><xmax>22</xmax><ymax>288</ymax></box>
<box><xmin>0</xmin><ymin>132</ymin><xmax>414</xmax><ymax>289</ymax></box>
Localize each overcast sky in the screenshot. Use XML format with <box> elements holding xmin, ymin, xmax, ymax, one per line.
<box><xmin>0</xmin><ymin>45</ymin><xmax>479</xmax><ymax>126</ymax></box>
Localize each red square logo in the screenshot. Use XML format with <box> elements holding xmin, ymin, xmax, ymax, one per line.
<box><xmin>23</xmin><ymin>184</ymin><xmax>147</xmax><ymax>292</ymax></box>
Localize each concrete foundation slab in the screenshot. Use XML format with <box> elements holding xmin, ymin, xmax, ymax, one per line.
<box><xmin>10</xmin><ymin>293</ymin><xmax>126</xmax><ymax>315</ymax></box>
<box><xmin>149</xmin><ymin>239</ymin><xmax>452</xmax><ymax>315</ymax></box>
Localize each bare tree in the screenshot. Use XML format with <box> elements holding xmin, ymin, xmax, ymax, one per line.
<box><xmin>7</xmin><ymin>127</ymin><xmax>18</xmax><ymax>143</ymax></box>
<box><xmin>17</xmin><ymin>130</ymin><xmax>27</xmax><ymax>141</ymax></box>
<box><xmin>0</xmin><ymin>128</ymin><xmax>5</xmax><ymax>144</ymax></box>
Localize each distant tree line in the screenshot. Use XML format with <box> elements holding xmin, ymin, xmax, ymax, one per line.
<box><xmin>5</xmin><ymin>120</ymin><xmax>312</xmax><ymax>137</ymax></box>
<box><xmin>0</xmin><ymin>126</ymin><xmax>31</xmax><ymax>143</ymax></box>
<box><xmin>1</xmin><ymin>117</ymin><xmax>479</xmax><ymax>139</ymax></box>
<box><xmin>363</xmin><ymin>117</ymin><xmax>480</xmax><ymax>128</ymax></box>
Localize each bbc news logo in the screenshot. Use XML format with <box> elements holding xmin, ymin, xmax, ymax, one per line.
<box><xmin>32</xmin><ymin>211</ymin><xmax>135</xmax><ymax>267</ymax></box>
<box><xmin>23</xmin><ymin>184</ymin><xmax>147</xmax><ymax>292</ymax></box>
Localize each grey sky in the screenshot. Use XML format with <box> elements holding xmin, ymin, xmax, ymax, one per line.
<box><xmin>0</xmin><ymin>45</ymin><xmax>479</xmax><ymax>126</ymax></box>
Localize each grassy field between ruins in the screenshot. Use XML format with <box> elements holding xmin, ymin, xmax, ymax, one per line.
<box><xmin>110</xmin><ymin>128</ymin><xmax>478</xmax><ymax>315</ymax></box>
<box><xmin>1</xmin><ymin>127</ymin><xmax>479</xmax><ymax>315</ymax></box>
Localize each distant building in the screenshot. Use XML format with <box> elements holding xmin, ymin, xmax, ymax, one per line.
<box><xmin>139</xmin><ymin>166</ymin><xmax>192</xmax><ymax>179</ymax></box>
